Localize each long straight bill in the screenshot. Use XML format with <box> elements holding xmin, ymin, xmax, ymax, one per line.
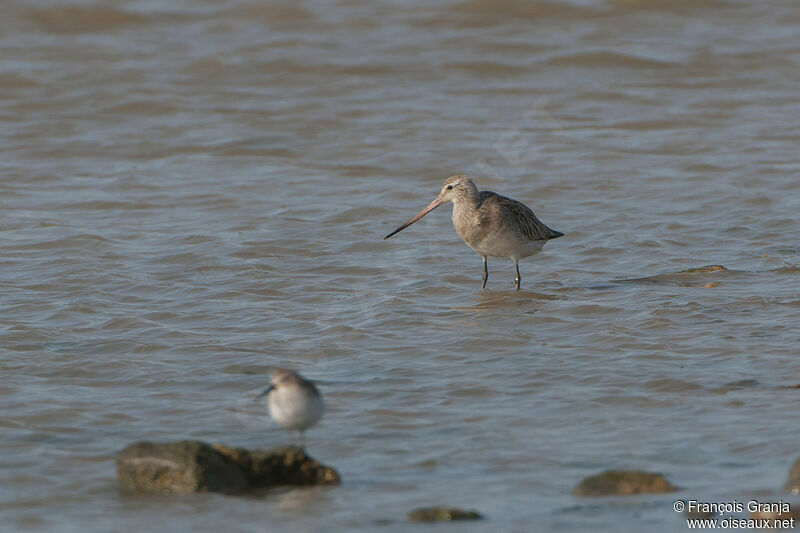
<box><xmin>384</xmin><ymin>198</ymin><xmax>443</xmax><ymax>239</ymax></box>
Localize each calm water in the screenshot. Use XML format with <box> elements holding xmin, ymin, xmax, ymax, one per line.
<box><xmin>2</xmin><ymin>0</ymin><xmax>800</xmax><ymax>531</ymax></box>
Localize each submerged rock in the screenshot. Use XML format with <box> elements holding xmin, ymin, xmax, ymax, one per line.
<box><xmin>407</xmin><ymin>507</ymin><xmax>483</xmax><ymax>522</ymax></box>
<box><xmin>117</xmin><ymin>441</ymin><xmax>340</xmax><ymax>495</ymax></box>
<box><xmin>679</xmin><ymin>265</ymin><xmax>727</xmax><ymax>274</ymax></box>
<box><xmin>572</xmin><ymin>470</ymin><xmax>676</xmax><ymax>496</ymax></box>
<box><xmin>750</xmin><ymin>500</ymin><xmax>798</xmax><ymax>527</ymax></box>
<box><xmin>710</xmin><ymin>379</ymin><xmax>760</xmax><ymax>394</ymax></box>
<box><xmin>783</xmin><ymin>457</ymin><xmax>800</xmax><ymax>494</ymax></box>
<box><xmin>619</xmin><ymin>264</ymin><xmax>728</xmax><ymax>287</ymax></box>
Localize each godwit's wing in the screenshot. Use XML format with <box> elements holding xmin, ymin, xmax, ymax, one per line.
<box><xmin>477</xmin><ymin>191</ymin><xmax>564</xmax><ymax>242</ymax></box>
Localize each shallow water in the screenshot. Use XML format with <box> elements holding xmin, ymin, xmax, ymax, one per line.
<box><xmin>2</xmin><ymin>0</ymin><xmax>800</xmax><ymax>531</ymax></box>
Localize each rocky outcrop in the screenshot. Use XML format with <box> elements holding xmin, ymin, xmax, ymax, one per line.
<box><xmin>572</xmin><ymin>470</ymin><xmax>676</xmax><ymax>496</ymax></box>
<box><xmin>117</xmin><ymin>441</ymin><xmax>340</xmax><ymax>495</ymax></box>
<box><xmin>407</xmin><ymin>507</ymin><xmax>483</xmax><ymax>522</ymax></box>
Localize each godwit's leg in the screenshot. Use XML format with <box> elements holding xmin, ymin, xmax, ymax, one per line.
<box><xmin>481</xmin><ymin>256</ymin><xmax>488</xmax><ymax>288</ymax></box>
<box><xmin>514</xmin><ymin>261</ymin><xmax>521</xmax><ymax>290</ymax></box>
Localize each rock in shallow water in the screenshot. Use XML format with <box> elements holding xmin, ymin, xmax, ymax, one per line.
<box><xmin>572</xmin><ymin>470</ymin><xmax>676</xmax><ymax>496</ymax></box>
<box><xmin>680</xmin><ymin>265</ymin><xmax>727</xmax><ymax>274</ymax></box>
<box><xmin>117</xmin><ymin>441</ymin><xmax>340</xmax><ymax>495</ymax></box>
<box><xmin>750</xmin><ymin>505</ymin><xmax>800</xmax><ymax>527</ymax></box>
<box><xmin>783</xmin><ymin>457</ymin><xmax>800</xmax><ymax>494</ymax></box>
<box><xmin>407</xmin><ymin>507</ymin><xmax>483</xmax><ymax>522</ymax></box>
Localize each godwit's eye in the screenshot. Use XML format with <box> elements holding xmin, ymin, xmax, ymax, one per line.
<box><xmin>446</xmin><ymin>185</ymin><xmax>454</xmax><ymax>190</ymax></box>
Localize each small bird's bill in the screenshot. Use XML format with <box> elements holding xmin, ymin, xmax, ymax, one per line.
<box><xmin>384</xmin><ymin>198</ymin><xmax>443</xmax><ymax>239</ymax></box>
<box><xmin>255</xmin><ymin>385</ymin><xmax>274</xmax><ymax>399</ymax></box>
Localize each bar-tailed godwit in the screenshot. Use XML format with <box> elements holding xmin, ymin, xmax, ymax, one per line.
<box><xmin>384</xmin><ymin>175</ymin><xmax>563</xmax><ymax>290</ymax></box>
<box><xmin>258</xmin><ymin>369</ymin><xmax>324</xmax><ymax>442</ymax></box>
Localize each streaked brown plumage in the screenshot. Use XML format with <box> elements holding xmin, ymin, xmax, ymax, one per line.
<box><xmin>384</xmin><ymin>175</ymin><xmax>563</xmax><ymax>289</ymax></box>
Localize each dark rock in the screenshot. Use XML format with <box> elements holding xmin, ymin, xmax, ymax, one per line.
<box><xmin>117</xmin><ymin>440</ymin><xmax>339</xmax><ymax>495</ymax></box>
<box><xmin>213</xmin><ymin>444</ymin><xmax>340</xmax><ymax>487</ymax></box>
<box><xmin>116</xmin><ymin>441</ymin><xmax>246</xmax><ymax>495</ymax></box>
<box><xmin>572</xmin><ymin>470</ymin><xmax>676</xmax><ymax>496</ymax></box>
<box><xmin>407</xmin><ymin>507</ymin><xmax>483</xmax><ymax>522</ymax></box>
<box><xmin>783</xmin><ymin>457</ymin><xmax>800</xmax><ymax>494</ymax></box>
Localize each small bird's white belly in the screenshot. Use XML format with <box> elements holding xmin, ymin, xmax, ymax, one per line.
<box><xmin>268</xmin><ymin>388</ymin><xmax>324</xmax><ymax>431</ymax></box>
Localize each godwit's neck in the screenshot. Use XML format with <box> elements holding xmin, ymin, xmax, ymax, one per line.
<box><xmin>453</xmin><ymin>195</ymin><xmax>478</xmax><ymax>212</ymax></box>
<box><xmin>453</xmin><ymin>182</ymin><xmax>480</xmax><ymax>210</ymax></box>
<box><xmin>451</xmin><ymin>189</ymin><xmax>480</xmax><ymax>224</ymax></box>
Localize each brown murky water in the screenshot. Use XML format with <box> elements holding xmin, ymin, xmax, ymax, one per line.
<box><xmin>2</xmin><ymin>1</ymin><xmax>800</xmax><ymax>531</ymax></box>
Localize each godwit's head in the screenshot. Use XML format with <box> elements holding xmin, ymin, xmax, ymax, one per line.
<box><xmin>384</xmin><ymin>175</ymin><xmax>478</xmax><ymax>239</ymax></box>
<box><xmin>437</xmin><ymin>174</ymin><xmax>478</xmax><ymax>204</ymax></box>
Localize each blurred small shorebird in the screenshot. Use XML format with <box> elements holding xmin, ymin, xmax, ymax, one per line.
<box><xmin>257</xmin><ymin>369</ymin><xmax>324</xmax><ymax>444</ymax></box>
<box><xmin>384</xmin><ymin>175</ymin><xmax>564</xmax><ymax>290</ymax></box>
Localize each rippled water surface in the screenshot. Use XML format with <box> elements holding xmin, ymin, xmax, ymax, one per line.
<box><xmin>2</xmin><ymin>0</ymin><xmax>800</xmax><ymax>531</ymax></box>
